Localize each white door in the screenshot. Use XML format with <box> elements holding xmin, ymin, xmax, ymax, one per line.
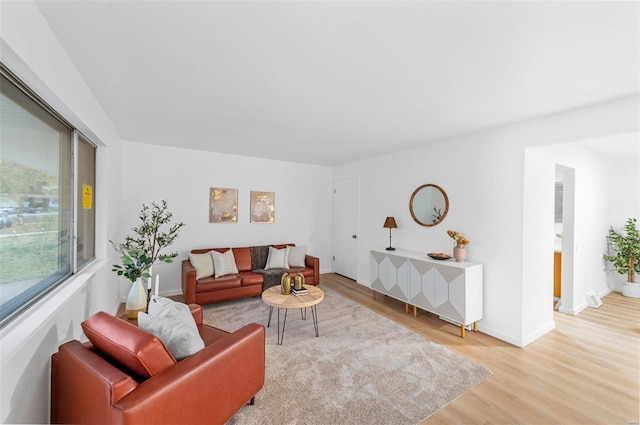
<box><xmin>333</xmin><ymin>178</ymin><xmax>359</xmax><ymax>280</ymax></box>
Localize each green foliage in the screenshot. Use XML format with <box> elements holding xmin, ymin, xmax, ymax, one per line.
<box><xmin>603</xmin><ymin>217</ymin><xmax>640</xmax><ymax>283</ymax></box>
<box><xmin>111</xmin><ymin>200</ymin><xmax>185</xmax><ymax>282</ymax></box>
<box><xmin>111</xmin><ymin>247</ymin><xmax>153</xmax><ymax>283</ymax></box>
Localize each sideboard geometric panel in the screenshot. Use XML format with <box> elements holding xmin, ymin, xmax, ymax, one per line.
<box><xmin>370</xmin><ymin>249</ymin><xmax>483</xmax><ymax>337</ymax></box>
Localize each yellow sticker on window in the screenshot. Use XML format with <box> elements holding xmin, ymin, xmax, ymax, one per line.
<box><xmin>83</xmin><ymin>184</ymin><xmax>92</xmax><ymax>209</ymax></box>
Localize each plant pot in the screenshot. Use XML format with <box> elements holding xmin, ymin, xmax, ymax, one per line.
<box><xmin>125</xmin><ymin>278</ymin><xmax>148</xmax><ymax>319</ymax></box>
<box><xmin>453</xmin><ymin>246</ymin><xmax>466</xmax><ymax>263</ymax></box>
<box><xmin>622</xmin><ymin>282</ymin><xmax>640</xmax><ymax>298</ymax></box>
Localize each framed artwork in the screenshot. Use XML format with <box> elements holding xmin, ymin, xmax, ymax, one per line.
<box><xmin>209</xmin><ymin>187</ymin><xmax>238</xmax><ymax>223</ymax></box>
<box><xmin>250</xmin><ymin>191</ymin><xmax>275</xmax><ymax>223</ymax></box>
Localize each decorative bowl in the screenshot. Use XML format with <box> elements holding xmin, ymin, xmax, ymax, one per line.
<box><xmin>427</xmin><ymin>252</ymin><xmax>452</xmax><ymax>261</ymax></box>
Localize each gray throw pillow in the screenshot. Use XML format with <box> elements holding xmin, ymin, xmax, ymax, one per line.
<box><xmin>138</xmin><ymin>296</ymin><xmax>205</xmax><ymax>361</ymax></box>
<box><xmin>288</xmin><ymin>245</ymin><xmax>307</xmax><ymax>268</ymax></box>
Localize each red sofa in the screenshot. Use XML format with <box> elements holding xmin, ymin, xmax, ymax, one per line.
<box><xmin>182</xmin><ymin>244</ymin><xmax>319</xmax><ymax>305</ymax></box>
<box><xmin>51</xmin><ymin>305</ymin><xmax>265</xmax><ymax>424</ymax></box>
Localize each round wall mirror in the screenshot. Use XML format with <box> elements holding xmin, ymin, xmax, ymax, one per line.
<box><xmin>409</xmin><ymin>184</ymin><xmax>449</xmax><ymax>227</ymax></box>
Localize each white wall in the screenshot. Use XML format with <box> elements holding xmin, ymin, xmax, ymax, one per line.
<box><xmin>335</xmin><ymin>96</ymin><xmax>640</xmax><ymax>347</ymax></box>
<box><xmin>0</xmin><ymin>2</ymin><xmax>122</xmax><ymax>423</ymax></box>
<box><xmin>522</xmin><ymin>133</ymin><xmax>639</xmax><ymax>341</ymax></box>
<box><xmin>602</xmin><ymin>141</ymin><xmax>640</xmax><ymax>290</ymax></box>
<box><xmin>116</xmin><ymin>141</ymin><xmax>334</xmax><ymax>296</ymax></box>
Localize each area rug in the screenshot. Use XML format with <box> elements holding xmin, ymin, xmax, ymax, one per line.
<box><xmin>203</xmin><ymin>287</ymin><xmax>491</xmax><ymax>425</ymax></box>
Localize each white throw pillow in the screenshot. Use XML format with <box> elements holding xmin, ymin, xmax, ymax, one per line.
<box><xmin>210</xmin><ymin>249</ymin><xmax>239</xmax><ymax>277</ymax></box>
<box><xmin>139</xmin><ymin>296</ymin><xmax>204</xmax><ymax>361</ymax></box>
<box><xmin>265</xmin><ymin>246</ymin><xmax>290</xmax><ymax>270</ymax></box>
<box><xmin>189</xmin><ymin>252</ymin><xmax>214</xmax><ymax>279</ymax></box>
<box><xmin>287</xmin><ymin>245</ymin><xmax>307</xmax><ymax>268</ymax></box>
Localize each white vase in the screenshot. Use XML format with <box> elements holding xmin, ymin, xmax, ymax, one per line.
<box><xmin>125</xmin><ymin>278</ymin><xmax>147</xmax><ymax>319</ymax></box>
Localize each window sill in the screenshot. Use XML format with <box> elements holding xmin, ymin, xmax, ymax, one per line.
<box><xmin>0</xmin><ymin>258</ymin><xmax>109</xmax><ymax>347</ymax></box>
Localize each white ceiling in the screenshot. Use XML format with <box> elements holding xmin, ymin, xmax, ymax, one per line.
<box><xmin>34</xmin><ymin>1</ymin><xmax>640</xmax><ymax>166</ymax></box>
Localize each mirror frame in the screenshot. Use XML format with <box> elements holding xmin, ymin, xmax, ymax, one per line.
<box><xmin>409</xmin><ymin>184</ymin><xmax>449</xmax><ymax>227</ymax></box>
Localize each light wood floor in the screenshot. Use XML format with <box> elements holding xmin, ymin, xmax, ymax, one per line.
<box><xmin>321</xmin><ymin>273</ymin><xmax>640</xmax><ymax>425</ymax></box>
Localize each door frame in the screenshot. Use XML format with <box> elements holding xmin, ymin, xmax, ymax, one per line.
<box><xmin>332</xmin><ymin>177</ymin><xmax>360</xmax><ymax>280</ymax></box>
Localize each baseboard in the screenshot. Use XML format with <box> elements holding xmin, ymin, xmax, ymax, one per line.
<box><xmin>160</xmin><ymin>289</ymin><xmax>183</xmax><ymax>298</ymax></box>
<box><xmin>521</xmin><ymin>321</ymin><xmax>556</xmax><ymax>347</ymax></box>
<box><xmin>475</xmin><ymin>325</ymin><xmax>525</xmax><ymax>348</ymax></box>
<box><xmin>559</xmin><ymin>301</ymin><xmax>587</xmax><ymax>316</ymax></box>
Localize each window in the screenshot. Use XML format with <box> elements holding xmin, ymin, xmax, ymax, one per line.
<box><xmin>0</xmin><ymin>65</ymin><xmax>96</xmax><ymax>325</ymax></box>
<box><xmin>77</xmin><ymin>134</ymin><xmax>96</xmax><ymax>267</ymax></box>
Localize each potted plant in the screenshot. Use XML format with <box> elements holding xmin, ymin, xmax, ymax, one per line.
<box><xmin>447</xmin><ymin>229</ymin><xmax>470</xmax><ymax>262</ymax></box>
<box><xmin>603</xmin><ymin>217</ymin><xmax>640</xmax><ymax>298</ymax></box>
<box><xmin>111</xmin><ymin>200</ymin><xmax>185</xmax><ymax>317</ymax></box>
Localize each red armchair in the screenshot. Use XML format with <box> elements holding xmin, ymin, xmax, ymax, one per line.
<box><xmin>50</xmin><ymin>305</ymin><xmax>265</xmax><ymax>424</ymax></box>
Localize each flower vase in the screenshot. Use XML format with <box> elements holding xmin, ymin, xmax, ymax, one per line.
<box><xmin>453</xmin><ymin>246</ymin><xmax>467</xmax><ymax>263</ymax></box>
<box><xmin>125</xmin><ymin>278</ymin><xmax>147</xmax><ymax>319</ymax></box>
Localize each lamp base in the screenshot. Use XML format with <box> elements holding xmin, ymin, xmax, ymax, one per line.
<box><xmin>386</xmin><ymin>247</ymin><xmax>396</xmax><ymax>251</ymax></box>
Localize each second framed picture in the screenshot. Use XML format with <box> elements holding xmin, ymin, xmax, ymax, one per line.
<box><xmin>250</xmin><ymin>191</ymin><xmax>275</xmax><ymax>223</ymax></box>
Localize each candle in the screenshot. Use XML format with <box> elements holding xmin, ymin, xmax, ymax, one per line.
<box><xmin>155</xmin><ymin>274</ymin><xmax>160</xmax><ymax>296</ymax></box>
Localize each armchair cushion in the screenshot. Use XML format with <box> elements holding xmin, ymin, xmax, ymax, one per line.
<box><xmin>81</xmin><ymin>312</ymin><xmax>176</xmax><ymax>380</ymax></box>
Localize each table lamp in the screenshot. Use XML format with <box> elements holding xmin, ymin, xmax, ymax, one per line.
<box><xmin>383</xmin><ymin>217</ymin><xmax>397</xmax><ymax>251</ymax></box>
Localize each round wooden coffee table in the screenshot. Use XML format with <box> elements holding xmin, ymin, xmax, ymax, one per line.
<box><xmin>261</xmin><ymin>285</ymin><xmax>324</xmax><ymax>345</ymax></box>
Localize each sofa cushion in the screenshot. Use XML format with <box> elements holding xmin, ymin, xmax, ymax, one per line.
<box><xmin>265</xmin><ymin>246</ymin><xmax>290</xmax><ymax>270</ymax></box>
<box><xmin>211</xmin><ymin>249</ymin><xmax>239</xmax><ymax>277</ymax></box>
<box><xmin>81</xmin><ymin>311</ymin><xmax>176</xmax><ymax>380</ymax></box>
<box><xmin>287</xmin><ymin>245</ymin><xmax>307</xmax><ymax>268</ymax></box>
<box><xmin>140</xmin><ymin>296</ymin><xmax>205</xmax><ymax>360</ymax></box>
<box><xmin>237</xmin><ymin>271</ymin><xmax>264</xmax><ymax>286</ymax></box>
<box><xmin>189</xmin><ymin>252</ymin><xmax>215</xmax><ymax>279</ymax></box>
<box><xmin>196</xmin><ymin>275</ymin><xmax>242</xmax><ymax>292</ymax></box>
<box><xmin>289</xmin><ymin>267</ymin><xmax>313</xmax><ymax>280</ymax></box>
<box><xmin>232</xmin><ymin>247</ymin><xmax>252</xmax><ymax>271</ymax></box>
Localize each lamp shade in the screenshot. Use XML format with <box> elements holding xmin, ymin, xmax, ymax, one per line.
<box><xmin>383</xmin><ymin>217</ymin><xmax>397</xmax><ymax>229</ymax></box>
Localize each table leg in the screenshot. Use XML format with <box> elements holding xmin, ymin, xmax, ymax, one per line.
<box><xmin>413</xmin><ymin>306</ymin><xmax>417</xmax><ymax>317</ymax></box>
<box><xmin>405</xmin><ymin>303</ymin><xmax>409</xmax><ymax>314</ymax></box>
<box><xmin>311</xmin><ymin>305</ymin><xmax>319</xmax><ymax>337</ymax></box>
<box><xmin>277</xmin><ymin>308</ymin><xmax>289</xmax><ymax>345</ymax></box>
<box><xmin>267</xmin><ymin>306</ymin><xmax>273</xmax><ymax>327</ymax></box>
<box><xmin>301</xmin><ymin>307</ymin><xmax>307</xmax><ymax>320</ymax></box>
<box><xmin>460</xmin><ymin>324</ymin><xmax>465</xmax><ymax>338</ymax></box>
<box><xmin>473</xmin><ymin>322</ymin><xmax>478</xmax><ymax>332</ymax></box>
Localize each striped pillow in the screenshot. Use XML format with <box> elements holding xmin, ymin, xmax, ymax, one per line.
<box><xmin>211</xmin><ymin>249</ymin><xmax>239</xmax><ymax>277</ymax></box>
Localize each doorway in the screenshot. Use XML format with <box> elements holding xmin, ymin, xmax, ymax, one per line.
<box><xmin>333</xmin><ymin>178</ymin><xmax>359</xmax><ymax>280</ymax></box>
<box><xmin>555</xmin><ymin>165</ymin><xmax>576</xmax><ymax>314</ymax></box>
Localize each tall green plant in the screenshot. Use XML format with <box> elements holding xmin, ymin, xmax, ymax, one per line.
<box><xmin>111</xmin><ymin>200</ymin><xmax>185</xmax><ymax>282</ymax></box>
<box><xmin>603</xmin><ymin>217</ymin><xmax>640</xmax><ymax>283</ymax></box>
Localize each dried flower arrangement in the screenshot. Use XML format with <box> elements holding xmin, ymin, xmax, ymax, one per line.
<box><xmin>447</xmin><ymin>229</ymin><xmax>470</xmax><ymax>247</ymax></box>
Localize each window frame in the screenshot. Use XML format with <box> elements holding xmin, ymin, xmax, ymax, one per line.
<box><xmin>0</xmin><ymin>62</ymin><xmax>97</xmax><ymax>328</ymax></box>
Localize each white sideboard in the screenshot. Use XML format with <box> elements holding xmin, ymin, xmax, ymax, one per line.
<box><xmin>369</xmin><ymin>249</ymin><xmax>483</xmax><ymax>337</ymax></box>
